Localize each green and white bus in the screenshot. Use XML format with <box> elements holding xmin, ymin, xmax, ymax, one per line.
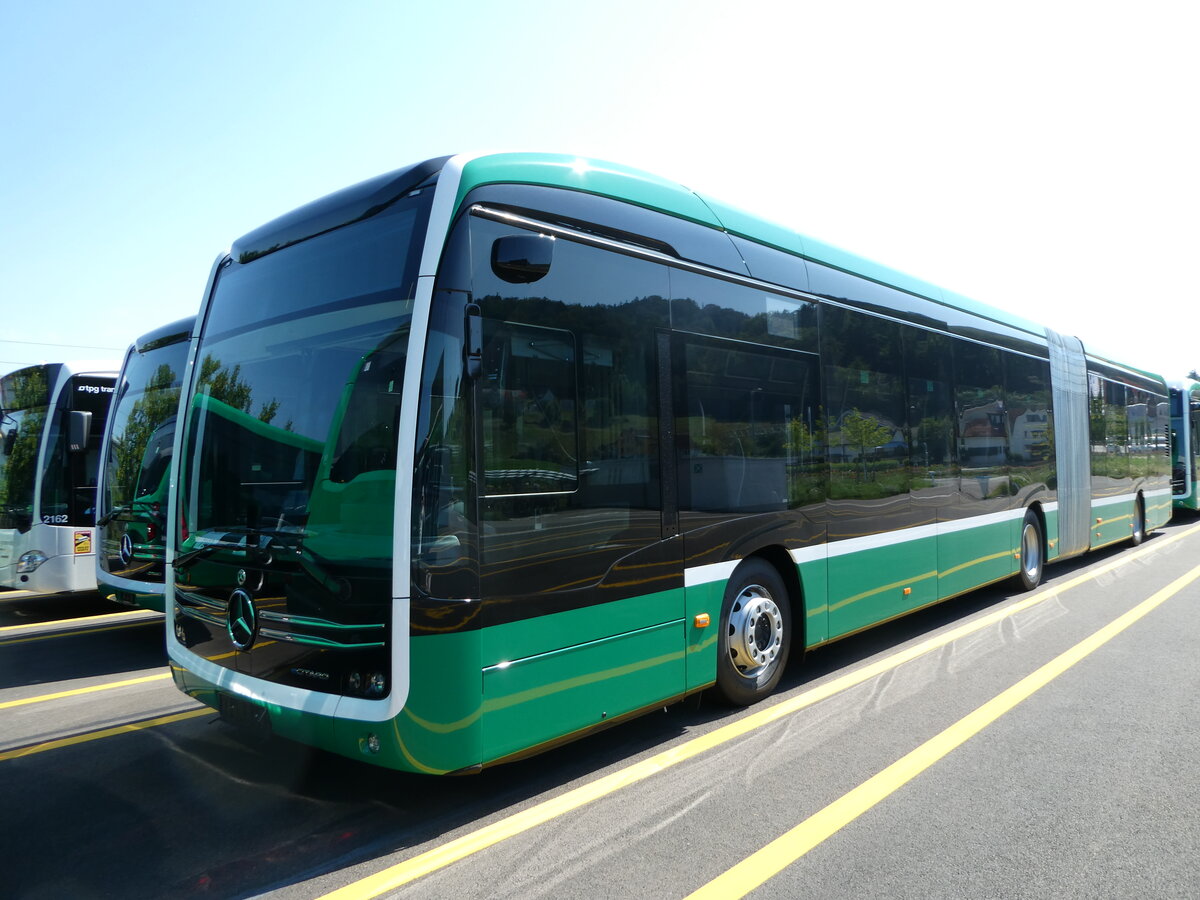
<box><xmin>95</xmin><ymin>317</ymin><xmax>195</xmax><ymax>611</ymax></box>
<box><xmin>167</xmin><ymin>153</ymin><xmax>1172</xmax><ymax>773</ymax></box>
<box><xmin>0</xmin><ymin>361</ymin><xmax>118</xmax><ymax>593</ymax></box>
<box><xmin>1170</xmin><ymin>379</ymin><xmax>1200</xmax><ymax>511</ymax></box>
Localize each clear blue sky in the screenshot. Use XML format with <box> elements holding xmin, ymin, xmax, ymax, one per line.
<box><xmin>3</xmin><ymin>1</ymin><xmax>1196</xmax><ymax>380</ymax></box>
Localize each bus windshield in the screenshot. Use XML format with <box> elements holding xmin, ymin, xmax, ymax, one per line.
<box><xmin>0</xmin><ymin>366</ymin><xmax>53</xmax><ymax>532</ymax></box>
<box><xmin>99</xmin><ymin>337</ymin><xmax>191</xmax><ymax>579</ymax></box>
<box><xmin>179</xmin><ymin>194</ymin><xmax>429</xmax><ymax>582</ymax></box>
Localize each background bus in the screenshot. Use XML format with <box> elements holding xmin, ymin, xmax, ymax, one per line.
<box><xmin>1170</xmin><ymin>379</ymin><xmax>1200</xmax><ymax>511</ymax></box>
<box><xmin>167</xmin><ymin>153</ymin><xmax>1171</xmax><ymax>774</ymax></box>
<box><xmin>0</xmin><ymin>361</ymin><xmax>118</xmax><ymax>593</ymax></box>
<box><xmin>95</xmin><ymin>317</ymin><xmax>195</xmax><ymax>610</ymax></box>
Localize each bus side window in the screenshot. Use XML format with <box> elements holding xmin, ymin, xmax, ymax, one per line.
<box><xmin>468</xmin><ymin>214</ymin><xmax>671</xmax><ymax>602</ymax></box>
<box><xmin>480</xmin><ymin>320</ymin><xmax>578</xmax><ymax>495</ymax></box>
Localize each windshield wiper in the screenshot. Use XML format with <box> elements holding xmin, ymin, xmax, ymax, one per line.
<box><xmin>172</xmin><ymin>527</ymin><xmax>280</xmax><ymax>568</ymax></box>
<box><xmin>173</xmin><ymin>525</ymin><xmax>346</xmax><ymax>598</ymax></box>
<box><xmin>95</xmin><ymin>504</ymin><xmax>131</xmax><ymax>527</ymax></box>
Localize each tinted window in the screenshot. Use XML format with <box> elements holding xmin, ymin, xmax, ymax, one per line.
<box><xmin>469</xmin><ymin>215</ymin><xmax>672</xmax><ymax>606</ymax></box>
<box><xmin>730</xmin><ymin>236</ymin><xmax>809</xmax><ymax>292</ymax></box>
<box><xmin>677</xmin><ymin>334</ymin><xmax>822</xmax><ymax>513</ymax></box>
<box><xmin>821</xmin><ymin>306</ymin><xmax>908</xmax><ymax>502</ymax></box>
<box><xmin>205</xmin><ymin>198</ymin><xmax>429</xmax><ymax>343</ymax></box>
<box><xmin>481</xmin><ymin>321</ymin><xmax>578</xmax><ymax>495</ymax></box>
<box><xmin>905</xmin><ymin>329</ymin><xmax>956</xmax><ymax>497</ymax></box>
<box><xmin>670</xmin><ymin>268</ymin><xmax>818</xmax><ymax>354</ymax></box>
<box><xmin>1090</xmin><ymin>375</ymin><xmax>1129</xmax><ymax>486</ymax></box>
<box><xmin>955</xmin><ymin>342</ymin><xmax>1009</xmax><ymax>502</ymax></box>
<box><xmin>1005</xmin><ymin>354</ymin><xmax>1053</xmax><ymax>498</ymax></box>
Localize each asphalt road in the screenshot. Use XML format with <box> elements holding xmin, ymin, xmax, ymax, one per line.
<box><xmin>3</xmin><ymin>516</ymin><xmax>1199</xmax><ymax>899</ymax></box>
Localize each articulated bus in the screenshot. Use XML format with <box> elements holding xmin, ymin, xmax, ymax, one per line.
<box><xmin>167</xmin><ymin>153</ymin><xmax>1172</xmax><ymax>773</ymax></box>
<box><xmin>0</xmin><ymin>361</ymin><xmax>118</xmax><ymax>593</ymax></box>
<box><xmin>95</xmin><ymin>317</ymin><xmax>195</xmax><ymax>610</ymax></box>
<box><xmin>1170</xmin><ymin>379</ymin><xmax>1200</xmax><ymax>511</ymax></box>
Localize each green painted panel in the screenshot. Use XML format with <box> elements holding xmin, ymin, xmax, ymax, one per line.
<box><xmin>481</xmin><ymin>620</ymin><xmax>684</xmax><ymax>763</ymax></box>
<box><xmin>172</xmin><ymin>627</ymin><xmax>485</xmax><ymax>774</ymax></box>
<box><xmin>828</xmin><ymin>533</ymin><xmax>938</xmax><ymax>639</ymax></box>
<box><xmin>480</xmin><ymin>587</ymin><xmax>684</xmax><ymax>667</ymax></box>
<box><xmin>937</xmin><ymin>518</ymin><xmax>1017</xmax><ymax>599</ymax></box>
<box><xmin>1148</xmin><ymin>493</ymin><xmax>1173</xmax><ymax>526</ymax></box>
<box><xmin>798</xmin><ymin>557</ymin><xmax>829</xmax><ymax>647</ymax></box>
<box><xmin>372</xmin><ymin>628</ymin><xmax>482</xmax><ymax>773</ymax></box>
<box><xmin>1044</xmin><ymin>506</ymin><xmax>1062</xmax><ymax>562</ymax></box>
<box><xmin>1091</xmin><ymin>498</ymin><xmax>1135</xmax><ymax>548</ymax></box>
<box><xmin>684</xmin><ymin>580</ymin><xmax>722</xmax><ymax>691</ymax></box>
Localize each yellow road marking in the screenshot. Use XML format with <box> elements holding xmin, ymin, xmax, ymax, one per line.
<box><xmin>0</xmin><ymin>673</ymin><xmax>171</xmax><ymax>709</ymax></box>
<box><xmin>0</xmin><ymin>708</ymin><xmax>211</xmax><ymax>762</ymax></box>
<box><xmin>0</xmin><ymin>590</ymin><xmax>42</xmax><ymax>602</ymax></box>
<box><xmin>0</xmin><ymin>609</ymin><xmax>157</xmax><ymax>632</ymax></box>
<box><xmin>0</xmin><ymin>620</ymin><xmax>160</xmax><ymax>645</ymax></box>
<box><xmin>687</xmin><ymin>560</ymin><xmax>1200</xmax><ymax>899</ymax></box>
<box><xmin>315</xmin><ymin>523</ymin><xmax>1200</xmax><ymax>900</ymax></box>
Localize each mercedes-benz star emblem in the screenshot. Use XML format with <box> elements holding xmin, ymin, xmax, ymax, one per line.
<box><xmin>119</xmin><ymin>532</ymin><xmax>134</xmax><ymax>566</ymax></box>
<box><xmin>236</xmin><ymin>568</ymin><xmax>248</xmax><ymax>586</ymax></box>
<box><xmin>226</xmin><ymin>589</ymin><xmax>258</xmax><ymax>651</ymax></box>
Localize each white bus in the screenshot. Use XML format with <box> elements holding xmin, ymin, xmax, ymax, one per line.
<box><xmin>0</xmin><ymin>361</ymin><xmax>118</xmax><ymax>593</ymax></box>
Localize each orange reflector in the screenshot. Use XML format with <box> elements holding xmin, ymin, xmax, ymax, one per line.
<box><xmin>694</xmin><ymin>613</ymin><xmax>711</xmax><ymax>628</ymax></box>
<box><xmin>903</xmin><ymin>587</ymin><xmax>912</xmax><ymax>596</ymax></box>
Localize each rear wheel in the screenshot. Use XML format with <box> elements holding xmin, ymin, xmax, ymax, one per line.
<box><xmin>1131</xmin><ymin>496</ymin><xmax>1146</xmax><ymax>546</ymax></box>
<box><xmin>1018</xmin><ymin>509</ymin><xmax>1044</xmax><ymax>591</ymax></box>
<box><xmin>712</xmin><ymin>559</ymin><xmax>791</xmax><ymax>706</ymax></box>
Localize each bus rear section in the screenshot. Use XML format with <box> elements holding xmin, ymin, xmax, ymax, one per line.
<box><xmin>1171</xmin><ymin>381</ymin><xmax>1200</xmax><ymax>511</ymax></box>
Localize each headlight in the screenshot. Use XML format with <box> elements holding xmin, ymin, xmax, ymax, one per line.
<box><xmin>16</xmin><ymin>550</ymin><xmax>49</xmax><ymax>573</ymax></box>
<box><xmin>367</xmin><ymin>672</ymin><xmax>386</xmax><ymax>696</ymax></box>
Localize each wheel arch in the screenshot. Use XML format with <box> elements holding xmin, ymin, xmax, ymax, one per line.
<box><xmin>742</xmin><ymin>544</ymin><xmax>805</xmax><ymax>659</ymax></box>
<box><xmin>1026</xmin><ymin>499</ymin><xmax>1049</xmax><ymax>566</ymax></box>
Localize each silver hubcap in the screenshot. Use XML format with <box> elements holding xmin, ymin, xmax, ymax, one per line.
<box><xmin>1021</xmin><ymin>523</ymin><xmax>1041</xmax><ymax>580</ymax></box>
<box><xmin>728</xmin><ymin>584</ymin><xmax>783</xmax><ymax>678</ymax></box>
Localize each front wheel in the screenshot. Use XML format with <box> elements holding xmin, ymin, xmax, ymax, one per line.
<box><xmin>1017</xmin><ymin>509</ymin><xmax>1045</xmax><ymax>591</ymax></box>
<box><xmin>712</xmin><ymin>559</ymin><xmax>791</xmax><ymax>706</ymax></box>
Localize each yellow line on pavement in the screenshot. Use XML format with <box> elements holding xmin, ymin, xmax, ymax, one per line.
<box><xmin>0</xmin><ymin>673</ymin><xmax>172</xmax><ymax>709</ymax></box>
<box><xmin>0</xmin><ymin>708</ymin><xmax>211</xmax><ymax>762</ymax></box>
<box><xmin>0</xmin><ymin>620</ymin><xmax>160</xmax><ymax>645</ymax></box>
<box><xmin>315</xmin><ymin>523</ymin><xmax>1200</xmax><ymax>900</ymax></box>
<box><xmin>686</xmin><ymin>560</ymin><xmax>1200</xmax><ymax>899</ymax></box>
<box><xmin>0</xmin><ymin>590</ymin><xmax>42</xmax><ymax>602</ymax></box>
<box><xmin>0</xmin><ymin>609</ymin><xmax>157</xmax><ymax>632</ymax></box>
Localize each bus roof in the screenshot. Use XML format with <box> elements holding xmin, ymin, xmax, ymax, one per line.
<box><xmin>135</xmin><ymin>315</ymin><xmax>196</xmax><ymax>354</ymax></box>
<box><xmin>222</xmin><ymin>151</ymin><xmax>1160</xmax><ymax>381</ymax></box>
<box><xmin>452</xmin><ymin>152</ymin><xmax>1051</xmax><ymax>341</ymax></box>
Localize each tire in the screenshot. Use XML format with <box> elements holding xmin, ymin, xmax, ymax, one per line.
<box><xmin>1017</xmin><ymin>508</ymin><xmax>1045</xmax><ymax>592</ymax></box>
<box><xmin>712</xmin><ymin>559</ymin><xmax>791</xmax><ymax>706</ymax></box>
<box><xmin>1130</xmin><ymin>496</ymin><xmax>1146</xmax><ymax>546</ymax></box>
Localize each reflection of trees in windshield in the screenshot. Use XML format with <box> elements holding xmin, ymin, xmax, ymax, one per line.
<box><xmin>110</xmin><ymin>364</ymin><xmax>179</xmax><ymax>510</ymax></box>
<box><xmin>197</xmin><ymin>354</ymin><xmax>286</xmax><ymax>426</ymax></box>
<box><xmin>0</xmin><ymin>369</ymin><xmax>50</xmax><ymax>530</ymax></box>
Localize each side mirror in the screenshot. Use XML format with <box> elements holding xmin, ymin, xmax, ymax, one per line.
<box><xmin>68</xmin><ymin>410</ymin><xmax>92</xmax><ymax>452</ymax></box>
<box><xmin>3</xmin><ymin>429</ymin><xmax>16</xmax><ymax>456</ymax></box>
<box><xmin>491</xmin><ymin>234</ymin><xmax>554</xmax><ymax>284</ymax></box>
